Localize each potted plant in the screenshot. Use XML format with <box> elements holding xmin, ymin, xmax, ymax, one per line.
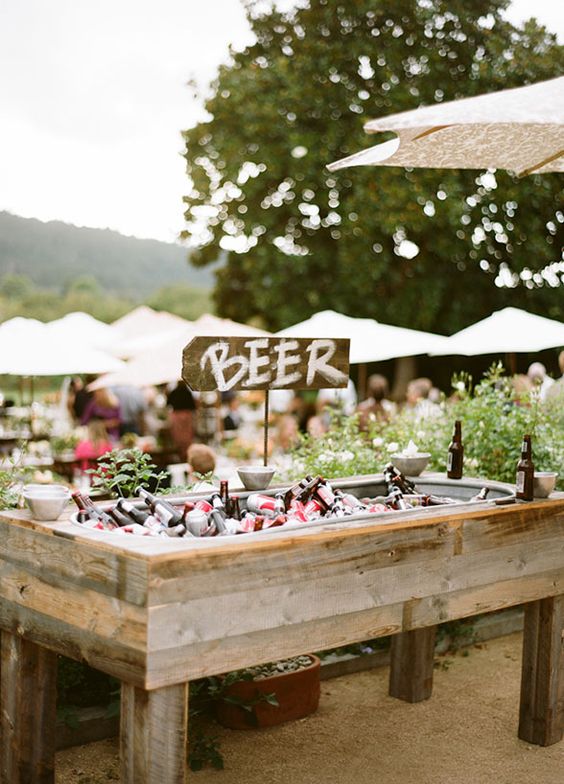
<box><xmin>213</xmin><ymin>655</ymin><xmax>321</xmax><ymax>729</ymax></box>
<box><xmin>87</xmin><ymin>447</ymin><xmax>167</xmax><ymax>499</ymax></box>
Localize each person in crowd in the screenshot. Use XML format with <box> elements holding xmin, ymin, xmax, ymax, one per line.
<box><xmin>405</xmin><ymin>377</ymin><xmax>441</xmax><ymax>419</ymax></box>
<box><xmin>276</xmin><ymin>414</ymin><xmax>300</xmax><ymax>452</ymax></box>
<box><xmin>356</xmin><ymin>374</ymin><xmax>394</xmax><ymax>429</ymax></box>
<box><xmin>222</xmin><ymin>392</ymin><xmax>242</xmax><ymax>437</ymax></box>
<box><xmin>187</xmin><ymin>443</ymin><xmax>217</xmax><ymax>480</ymax></box>
<box><xmin>511</xmin><ymin>374</ymin><xmax>533</xmax><ymax>405</ymax></box>
<box><xmin>80</xmin><ymin>387</ymin><xmax>121</xmax><ymax>441</ymax></box>
<box><xmin>167</xmin><ymin>380</ymin><xmax>196</xmax><ymax>457</ymax></box>
<box><xmin>545</xmin><ymin>351</ymin><xmax>564</xmax><ymax>404</ymax></box>
<box><xmin>112</xmin><ymin>384</ymin><xmax>147</xmax><ymax>436</ymax></box>
<box><xmin>195</xmin><ymin>391</ymin><xmax>222</xmax><ymax>445</ymax></box>
<box><xmin>68</xmin><ymin>376</ymin><xmax>93</xmax><ymax>422</ymax></box>
<box><xmin>316</xmin><ymin>378</ymin><xmax>358</xmax><ymax>418</ymax></box>
<box><xmin>526</xmin><ymin>362</ymin><xmax>554</xmax><ymax>402</ymax></box>
<box><xmin>74</xmin><ymin>419</ymin><xmax>113</xmax><ymax>472</ymax></box>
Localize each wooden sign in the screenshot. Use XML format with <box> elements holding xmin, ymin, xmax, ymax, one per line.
<box><xmin>182</xmin><ymin>336</ymin><xmax>350</xmax><ymax>392</ymax></box>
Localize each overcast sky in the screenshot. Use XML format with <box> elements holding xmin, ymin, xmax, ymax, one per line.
<box><xmin>0</xmin><ymin>0</ymin><xmax>562</xmax><ymax>243</ymax></box>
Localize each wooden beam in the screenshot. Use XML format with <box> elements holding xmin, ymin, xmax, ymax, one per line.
<box><xmin>389</xmin><ymin>626</ymin><xmax>437</xmax><ymax>703</ymax></box>
<box><xmin>519</xmin><ymin>594</ymin><xmax>564</xmax><ymax>746</ymax></box>
<box><xmin>120</xmin><ymin>681</ymin><xmax>188</xmax><ymax>784</ymax></box>
<box><xmin>0</xmin><ymin>630</ymin><xmax>57</xmax><ymax>784</ymax></box>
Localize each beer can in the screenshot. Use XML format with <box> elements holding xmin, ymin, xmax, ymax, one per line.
<box><xmin>288</xmin><ymin>500</ymin><xmax>309</xmax><ymax>523</ymax></box>
<box><xmin>185</xmin><ymin>509</ymin><xmax>209</xmax><ymax>537</ymax></box>
<box><xmin>246</xmin><ymin>493</ymin><xmax>280</xmax><ymax>517</ymax></box>
<box><xmin>195</xmin><ymin>499</ymin><xmax>214</xmax><ymax>514</ymax></box>
<box><xmin>304</xmin><ymin>498</ymin><xmax>323</xmax><ymax>517</ymax></box>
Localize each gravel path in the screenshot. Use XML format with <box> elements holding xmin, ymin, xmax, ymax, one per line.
<box><xmin>56</xmin><ymin>632</ymin><xmax>563</xmax><ymax>784</ymax></box>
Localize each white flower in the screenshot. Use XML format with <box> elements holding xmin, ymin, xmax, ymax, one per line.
<box><xmin>455</xmin><ymin>381</ymin><xmax>465</xmax><ymax>392</ymax></box>
<box><xmin>387</xmin><ymin>442</ymin><xmax>399</xmax><ymax>453</ymax></box>
<box><xmin>373</xmin><ymin>437</ymin><xmax>384</xmax><ymax>448</ymax></box>
<box><xmin>337</xmin><ymin>450</ymin><xmax>354</xmax><ymax>462</ymax></box>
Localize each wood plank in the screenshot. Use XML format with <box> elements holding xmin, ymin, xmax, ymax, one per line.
<box><xmin>148</xmin><ymin>536</ymin><xmax>564</xmax><ymax>652</ymax></box>
<box><xmin>519</xmin><ymin>594</ymin><xmax>564</xmax><ymax>746</ymax></box>
<box><xmin>120</xmin><ymin>681</ymin><xmax>188</xmax><ymax>784</ymax></box>
<box><xmin>389</xmin><ymin>626</ymin><xmax>437</xmax><ymax>703</ymax></box>
<box><xmin>145</xmin><ymin>570</ymin><xmax>564</xmax><ymax>688</ymax></box>
<box><xmin>146</xmin><ymin>602</ymin><xmax>403</xmax><ymax>687</ymax></box>
<box><xmin>0</xmin><ymin>518</ymin><xmax>148</xmax><ymax>605</ymax></box>
<box><xmin>459</xmin><ymin>503</ymin><xmax>564</xmax><ymax>554</ymax></box>
<box><xmin>148</xmin><ymin>522</ymin><xmax>456</xmax><ymax>605</ymax></box>
<box><xmin>408</xmin><ymin>569</ymin><xmax>564</xmax><ymax>629</ymax></box>
<box><xmin>0</xmin><ymin>560</ymin><xmax>147</xmax><ymax>650</ymax></box>
<box><xmin>0</xmin><ymin>630</ymin><xmax>57</xmax><ymax>784</ymax></box>
<box><xmin>182</xmin><ymin>335</ymin><xmax>350</xmax><ymax>391</ymax></box>
<box><xmin>0</xmin><ymin>601</ymin><xmax>146</xmax><ymax>686</ymax></box>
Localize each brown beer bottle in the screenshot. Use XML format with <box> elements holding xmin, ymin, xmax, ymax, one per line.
<box><xmin>447</xmin><ymin>420</ymin><xmax>464</xmax><ymax>479</ymax></box>
<box><xmin>515</xmin><ymin>434</ymin><xmax>534</xmax><ymax>501</ymax></box>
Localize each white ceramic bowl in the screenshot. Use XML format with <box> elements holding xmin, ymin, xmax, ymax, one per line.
<box><xmin>533</xmin><ymin>471</ymin><xmax>558</xmax><ymax>498</ymax></box>
<box><xmin>237</xmin><ymin>465</ymin><xmax>276</xmax><ymax>491</ymax></box>
<box><xmin>23</xmin><ymin>484</ymin><xmax>70</xmax><ymax>521</ymax></box>
<box><xmin>390</xmin><ymin>453</ymin><xmax>431</xmax><ymax>477</ymax></box>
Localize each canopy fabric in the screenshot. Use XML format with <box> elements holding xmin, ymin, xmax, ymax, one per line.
<box><xmin>277</xmin><ymin>310</ymin><xmax>448</xmax><ymax>363</ymax></box>
<box><xmin>328</xmin><ymin>76</ymin><xmax>564</xmax><ymax>176</ymax></box>
<box><xmin>431</xmin><ymin>307</ymin><xmax>564</xmax><ymax>356</ymax></box>
<box><xmin>90</xmin><ymin>314</ymin><xmax>271</xmax><ymax>389</ymax></box>
<box><xmin>0</xmin><ymin>318</ymin><xmax>124</xmax><ymax>376</ymax></box>
<box><xmin>45</xmin><ymin>312</ymin><xmax>118</xmax><ymax>350</ymax></box>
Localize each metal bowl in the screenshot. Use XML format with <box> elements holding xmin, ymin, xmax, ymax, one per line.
<box><xmin>533</xmin><ymin>471</ymin><xmax>558</xmax><ymax>498</ymax></box>
<box><xmin>237</xmin><ymin>465</ymin><xmax>276</xmax><ymax>491</ymax></box>
<box><xmin>23</xmin><ymin>484</ymin><xmax>70</xmax><ymax>521</ymax></box>
<box><xmin>390</xmin><ymin>453</ymin><xmax>431</xmax><ymax>477</ymax></box>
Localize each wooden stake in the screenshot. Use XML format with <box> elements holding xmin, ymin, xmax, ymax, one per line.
<box><xmin>389</xmin><ymin>626</ymin><xmax>437</xmax><ymax>703</ymax></box>
<box><xmin>263</xmin><ymin>389</ymin><xmax>269</xmax><ymax>467</ymax></box>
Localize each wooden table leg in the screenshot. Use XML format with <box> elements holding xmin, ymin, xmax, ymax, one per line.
<box><xmin>389</xmin><ymin>626</ymin><xmax>436</xmax><ymax>703</ymax></box>
<box><xmin>0</xmin><ymin>630</ymin><xmax>57</xmax><ymax>784</ymax></box>
<box><xmin>120</xmin><ymin>681</ymin><xmax>188</xmax><ymax>783</ymax></box>
<box><xmin>519</xmin><ymin>595</ymin><xmax>564</xmax><ymax>746</ymax></box>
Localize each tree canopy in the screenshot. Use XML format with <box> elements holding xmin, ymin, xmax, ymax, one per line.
<box><xmin>182</xmin><ymin>0</ymin><xmax>564</xmax><ymax>334</ymax></box>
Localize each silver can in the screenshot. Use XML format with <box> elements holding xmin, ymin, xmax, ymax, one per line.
<box><xmin>184</xmin><ymin>509</ymin><xmax>209</xmax><ymax>537</ymax></box>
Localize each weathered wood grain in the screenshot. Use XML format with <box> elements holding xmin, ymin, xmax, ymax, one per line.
<box><xmin>121</xmin><ymin>682</ymin><xmax>188</xmax><ymax>784</ymax></box>
<box><xmin>0</xmin><ymin>518</ymin><xmax>148</xmax><ymax>605</ymax></box>
<box><xmin>182</xmin><ymin>335</ymin><xmax>350</xmax><ymax>392</ymax></box>
<box><xmin>0</xmin><ymin>631</ymin><xmax>57</xmax><ymax>784</ymax></box>
<box><xmin>389</xmin><ymin>626</ymin><xmax>437</xmax><ymax>703</ymax></box>
<box><xmin>519</xmin><ymin>594</ymin><xmax>564</xmax><ymax>746</ymax></box>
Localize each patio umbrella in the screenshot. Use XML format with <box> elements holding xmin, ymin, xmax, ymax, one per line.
<box><xmin>277</xmin><ymin>310</ymin><xmax>448</xmax><ymax>363</ymax></box>
<box><xmin>90</xmin><ymin>314</ymin><xmax>271</xmax><ymax>389</ymax></box>
<box><xmin>431</xmin><ymin>307</ymin><xmax>564</xmax><ymax>356</ymax></box>
<box><xmin>328</xmin><ymin>76</ymin><xmax>564</xmax><ymax>176</ymax></box>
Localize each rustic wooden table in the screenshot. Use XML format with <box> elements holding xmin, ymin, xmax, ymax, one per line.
<box><xmin>0</xmin><ymin>483</ymin><xmax>562</xmax><ymax>784</ymax></box>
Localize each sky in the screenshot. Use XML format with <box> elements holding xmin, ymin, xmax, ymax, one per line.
<box><xmin>0</xmin><ymin>0</ymin><xmax>562</xmax><ymax>244</ymax></box>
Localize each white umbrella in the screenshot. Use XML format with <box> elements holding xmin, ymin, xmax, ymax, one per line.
<box><xmin>277</xmin><ymin>310</ymin><xmax>448</xmax><ymax>363</ymax></box>
<box><xmin>431</xmin><ymin>307</ymin><xmax>564</xmax><ymax>356</ymax></box>
<box><xmin>90</xmin><ymin>314</ymin><xmax>271</xmax><ymax>389</ymax></box>
<box><xmin>0</xmin><ymin>333</ymin><xmax>125</xmax><ymax>375</ymax></box>
<box><xmin>46</xmin><ymin>312</ymin><xmax>118</xmax><ymax>350</ymax></box>
<box><xmin>328</xmin><ymin>76</ymin><xmax>564</xmax><ymax>176</ymax></box>
<box><xmin>111</xmin><ymin>306</ymin><xmax>193</xmax><ymax>358</ymax></box>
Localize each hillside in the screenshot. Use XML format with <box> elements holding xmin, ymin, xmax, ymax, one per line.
<box><xmin>0</xmin><ymin>211</ymin><xmax>214</xmax><ymax>297</ymax></box>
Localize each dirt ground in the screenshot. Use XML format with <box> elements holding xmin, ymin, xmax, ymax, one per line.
<box><xmin>56</xmin><ymin>632</ymin><xmax>563</xmax><ymax>784</ymax></box>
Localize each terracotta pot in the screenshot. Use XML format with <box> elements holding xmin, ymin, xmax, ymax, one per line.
<box><xmin>216</xmin><ymin>655</ymin><xmax>321</xmax><ymax>729</ymax></box>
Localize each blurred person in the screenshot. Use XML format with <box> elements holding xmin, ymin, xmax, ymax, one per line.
<box><xmin>356</xmin><ymin>374</ymin><xmax>394</xmax><ymax>429</ymax></box>
<box><xmin>276</xmin><ymin>414</ymin><xmax>300</xmax><ymax>452</ymax></box>
<box><xmin>222</xmin><ymin>392</ymin><xmax>242</xmax><ymax>436</ymax></box>
<box><xmin>527</xmin><ymin>361</ymin><xmax>554</xmax><ymax>402</ymax></box>
<box><xmin>195</xmin><ymin>391</ymin><xmax>222</xmax><ymax>445</ymax></box>
<box><xmin>316</xmin><ymin>378</ymin><xmax>357</xmax><ymax>417</ymax></box>
<box><xmin>545</xmin><ymin>351</ymin><xmax>564</xmax><ymax>404</ymax></box>
<box><xmin>512</xmin><ymin>374</ymin><xmax>533</xmax><ymax>405</ymax></box>
<box><xmin>167</xmin><ymin>381</ymin><xmax>196</xmax><ymax>457</ymax></box>
<box><xmin>112</xmin><ymin>384</ymin><xmax>147</xmax><ymax>436</ymax></box>
<box><xmin>405</xmin><ymin>377</ymin><xmax>440</xmax><ymax>419</ymax></box>
<box><xmin>187</xmin><ymin>443</ymin><xmax>216</xmax><ymax>480</ymax></box>
<box><xmin>74</xmin><ymin>419</ymin><xmax>113</xmax><ymax>472</ymax></box>
<box><xmin>80</xmin><ymin>387</ymin><xmax>121</xmax><ymax>441</ymax></box>
<box><xmin>68</xmin><ymin>376</ymin><xmax>93</xmax><ymax>421</ymax></box>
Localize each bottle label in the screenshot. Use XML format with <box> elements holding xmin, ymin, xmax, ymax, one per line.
<box><xmin>447</xmin><ymin>452</ymin><xmax>453</xmax><ymax>471</ymax></box>
<box><xmin>516</xmin><ymin>470</ymin><xmax>525</xmax><ymax>493</ymax></box>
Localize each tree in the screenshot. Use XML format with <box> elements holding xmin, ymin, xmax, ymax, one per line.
<box><xmin>182</xmin><ymin>0</ymin><xmax>564</xmax><ymax>333</ymax></box>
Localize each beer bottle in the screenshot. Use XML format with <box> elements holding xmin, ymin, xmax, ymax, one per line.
<box><xmin>136</xmin><ymin>487</ymin><xmax>183</xmax><ymax>527</ymax></box>
<box><xmin>447</xmin><ymin>420</ymin><xmax>464</xmax><ymax>479</ymax></box>
<box><xmin>220</xmin><ymin>480</ymin><xmax>231</xmax><ymax>517</ymax></box>
<box><xmin>116</xmin><ymin>499</ymin><xmax>150</xmax><ymax>525</ymax></box>
<box><xmin>71</xmin><ymin>491</ymin><xmax>116</xmax><ymax>529</ymax></box>
<box><xmin>516</xmin><ymin>434</ymin><xmax>534</xmax><ymax>501</ymax></box>
<box><xmin>283</xmin><ymin>475</ymin><xmax>314</xmax><ymax>510</ymax></box>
